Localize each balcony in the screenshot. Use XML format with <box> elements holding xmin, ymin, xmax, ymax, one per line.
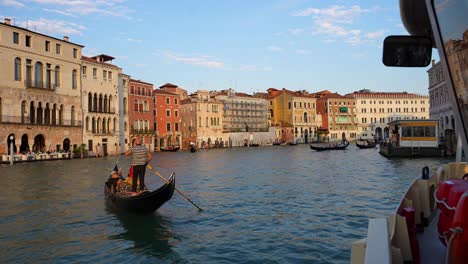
<box><xmin>131</xmin><ymin>129</ymin><xmax>153</xmax><ymax>134</ymax></box>
<box><xmin>0</xmin><ymin>115</ymin><xmax>81</xmax><ymax>127</ymax></box>
<box><xmin>25</xmin><ymin>80</ymin><xmax>57</xmax><ymax>91</ymax></box>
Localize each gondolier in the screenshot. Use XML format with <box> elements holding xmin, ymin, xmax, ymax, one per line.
<box><xmin>125</xmin><ymin>137</ymin><xmax>152</xmax><ymax>194</ymax></box>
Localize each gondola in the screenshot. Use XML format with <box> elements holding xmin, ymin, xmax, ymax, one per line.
<box><xmin>160</xmin><ymin>146</ymin><xmax>180</xmax><ymax>152</ymax></box>
<box><xmin>289</xmin><ymin>142</ymin><xmax>298</xmax><ymax>146</ymax></box>
<box><xmin>272</xmin><ymin>142</ymin><xmax>281</xmax><ymax>146</ymax></box>
<box><xmin>310</xmin><ymin>141</ymin><xmax>349</xmax><ymax>151</ymax></box>
<box><xmin>356</xmin><ymin>140</ymin><xmax>377</xmax><ymax>149</ymax></box>
<box><xmin>104</xmin><ymin>173</ymin><xmax>175</xmax><ymax>214</ymax></box>
<box><xmin>249</xmin><ymin>143</ymin><xmax>260</xmax><ymax>147</ymax></box>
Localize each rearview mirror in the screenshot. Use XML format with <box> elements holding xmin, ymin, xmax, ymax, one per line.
<box><xmin>382</xmin><ymin>36</ymin><xmax>432</xmax><ymax>67</ymax></box>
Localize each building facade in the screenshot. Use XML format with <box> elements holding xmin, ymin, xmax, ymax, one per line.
<box><xmin>81</xmin><ymin>55</ymin><xmax>121</xmax><ymax>156</ymax></box>
<box><xmin>0</xmin><ymin>18</ymin><xmax>83</xmax><ymax>155</ymax></box>
<box><xmin>315</xmin><ymin>90</ymin><xmax>358</xmax><ymax>142</ymax></box>
<box><xmin>118</xmin><ymin>73</ymin><xmax>130</xmax><ymax>154</ymax></box>
<box><xmin>181</xmin><ymin>90</ymin><xmax>224</xmax><ymax>148</ymax></box>
<box><xmin>348</xmin><ymin>89</ymin><xmax>430</xmax><ymax>141</ymax></box>
<box><xmin>128</xmin><ymin>79</ymin><xmax>155</xmax><ymax>151</ymax></box>
<box><xmin>153</xmin><ymin>89</ymin><xmax>182</xmax><ymax>149</ymax></box>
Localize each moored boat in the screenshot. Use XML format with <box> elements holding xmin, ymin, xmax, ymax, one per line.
<box><xmin>356</xmin><ymin>140</ymin><xmax>377</xmax><ymax>149</ymax></box>
<box><xmin>160</xmin><ymin>146</ymin><xmax>180</xmax><ymax>152</ymax></box>
<box><xmin>310</xmin><ymin>141</ymin><xmax>349</xmax><ymax>151</ymax></box>
<box><xmin>104</xmin><ymin>173</ymin><xmax>175</xmax><ymax>214</ymax></box>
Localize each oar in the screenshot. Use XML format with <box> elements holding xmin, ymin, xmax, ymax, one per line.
<box><xmin>147</xmin><ymin>165</ymin><xmax>203</xmax><ymax>211</ymax></box>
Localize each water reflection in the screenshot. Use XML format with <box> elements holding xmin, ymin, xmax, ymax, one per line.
<box><xmin>107</xmin><ymin>208</ymin><xmax>184</xmax><ymax>262</ymax></box>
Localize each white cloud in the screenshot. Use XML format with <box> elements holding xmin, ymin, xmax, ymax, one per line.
<box><xmin>18</xmin><ymin>18</ymin><xmax>86</xmax><ymax>36</ymax></box>
<box><xmin>238</xmin><ymin>65</ymin><xmax>272</xmax><ymax>71</ymax></box>
<box><xmin>1</xmin><ymin>0</ymin><xmax>24</xmax><ymax>7</ymax></box>
<box><xmin>30</xmin><ymin>0</ymin><xmax>133</xmax><ymax>18</ymax></box>
<box><xmin>127</xmin><ymin>38</ymin><xmax>143</xmax><ymax>43</ymax></box>
<box><xmin>267</xmin><ymin>46</ymin><xmax>282</xmax><ymax>52</ymax></box>
<box><xmin>43</xmin><ymin>8</ymin><xmax>76</xmax><ymax>17</ymax></box>
<box><xmin>292</xmin><ymin>5</ymin><xmax>381</xmax><ymax>46</ymax></box>
<box><xmin>296</xmin><ymin>49</ymin><xmax>311</xmax><ymax>54</ymax></box>
<box><xmin>166</xmin><ymin>53</ymin><xmax>224</xmax><ymax>68</ymax></box>
<box><xmin>365</xmin><ymin>30</ymin><xmax>385</xmax><ymax>39</ymax></box>
<box><xmin>288</xmin><ymin>28</ymin><xmax>304</xmax><ymax>35</ymax></box>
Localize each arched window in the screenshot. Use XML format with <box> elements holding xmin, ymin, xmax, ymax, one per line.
<box><xmin>92</xmin><ymin>117</ymin><xmax>96</xmax><ymax>133</ymax></box>
<box><xmin>139</xmin><ymin>120</ymin><xmax>143</xmax><ymax>132</ymax></box>
<box><xmin>88</xmin><ymin>93</ymin><xmax>92</xmax><ymax>112</ymax></box>
<box><xmin>304</xmin><ymin>112</ymin><xmax>308</xmax><ymax>123</ymax></box>
<box><xmin>44</xmin><ymin>103</ymin><xmax>50</xmax><ymax>125</ymax></box>
<box><xmin>86</xmin><ymin>116</ymin><xmax>89</xmax><ymax>130</ymax></box>
<box><xmin>108</xmin><ymin>95</ymin><xmax>112</xmax><ymax>113</ymax></box>
<box><xmin>52</xmin><ymin>104</ymin><xmax>57</xmax><ymax>125</ymax></box>
<box><xmin>134</xmin><ymin>100</ymin><xmax>138</xmax><ymax>111</ymax></box>
<box><xmin>21</xmin><ymin>101</ymin><xmax>27</xmax><ymax>123</ymax></box>
<box><xmin>72</xmin><ymin>69</ymin><xmax>77</xmax><ymax>89</ymax></box>
<box><xmin>102</xmin><ymin>118</ymin><xmax>106</xmax><ymax>134</ymax></box>
<box><xmin>35</xmin><ymin>62</ymin><xmax>43</xmax><ymax>88</ymax></box>
<box><xmin>97</xmin><ymin>118</ymin><xmax>101</xmax><ymax>134</ymax></box>
<box><xmin>103</xmin><ymin>95</ymin><xmax>108</xmax><ymax>112</ymax></box>
<box><xmin>113</xmin><ymin>117</ymin><xmax>117</xmax><ymax>132</ymax></box>
<box><xmin>59</xmin><ymin>104</ymin><xmax>64</xmax><ymax>125</ymax></box>
<box><xmin>199</xmin><ymin>117</ymin><xmax>201</xmax><ymax>127</ymax></box>
<box><xmin>30</xmin><ymin>102</ymin><xmax>35</xmax><ymax>124</ymax></box>
<box><xmin>71</xmin><ymin>106</ymin><xmax>75</xmax><ymax>126</ymax></box>
<box><xmin>144</xmin><ymin>100</ymin><xmax>148</xmax><ymax>112</ymax></box>
<box><xmin>206</xmin><ymin>117</ymin><xmax>208</xmax><ymax>127</ymax></box>
<box><xmin>98</xmin><ymin>94</ymin><xmax>103</xmax><ymax>112</ymax></box>
<box><xmin>54</xmin><ymin>66</ymin><xmax>60</xmax><ymax>89</ymax></box>
<box><xmin>107</xmin><ymin>118</ymin><xmax>110</xmax><ymax>133</ymax></box>
<box><xmin>14</xmin><ymin>58</ymin><xmax>21</xmax><ymax>81</ymax></box>
<box><xmin>37</xmin><ymin>102</ymin><xmax>43</xmax><ymax>124</ymax></box>
<box><xmin>124</xmin><ymin>121</ymin><xmax>127</xmax><ymax>132</ymax></box>
<box><xmin>133</xmin><ymin>120</ymin><xmax>138</xmax><ymax>131</ymax></box>
<box><xmin>93</xmin><ymin>93</ymin><xmax>97</xmax><ymax>112</ymax></box>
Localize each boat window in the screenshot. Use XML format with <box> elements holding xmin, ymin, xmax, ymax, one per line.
<box><xmin>434</xmin><ymin>0</ymin><xmax>468</xmax><ymax>144</ymax></box>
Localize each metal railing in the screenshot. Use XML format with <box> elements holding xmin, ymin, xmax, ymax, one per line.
<box><xmin>0</xmin><ymin>115</ymin><xmax>81</xmax><ymax>127</ymax></box>
<box><xmin>25</xmin><ymin>80</ymin><xmax>58</xmax><ymax>90</ymax></box>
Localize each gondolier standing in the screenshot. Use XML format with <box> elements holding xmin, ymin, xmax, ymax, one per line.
<box><xmin>125</xmin><ymin>137</ymin><xmax>152</xmax><ymax>194</ymax></box>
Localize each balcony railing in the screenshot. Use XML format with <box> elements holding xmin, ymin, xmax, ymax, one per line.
<box><xmin>0</xmin><ymin>115</ymin><xmax>81</xmax><ymax>127</ymax></box>
<box><xmin>131</xmin><ymin>129</ymin><xmax>153</xmax><ymax>134</ymax></box>
<box><xmin>25</xmin><ymin>80</ymin><xmax>58</xmax><ymax>91</ymax></box>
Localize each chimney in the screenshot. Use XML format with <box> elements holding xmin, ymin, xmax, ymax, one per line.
<box><xmin>432</xmin><ymin>59</ymin><xmax>436</xmax><ymax>66</ymax></box>
<box><xmin>4</xmin><ymin>18</ymin><xmax>11</xmax><ymax>25</ymax></box>
<box><xmin>63</xmin><ymin>36</ymin><xmax>69</xmax><ymax>42</ymax></box>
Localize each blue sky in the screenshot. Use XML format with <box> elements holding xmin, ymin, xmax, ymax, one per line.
<box><xmin>1</xmin><ymin>0</ymin><xmax>437</xmax><ymax>95</ymax></box>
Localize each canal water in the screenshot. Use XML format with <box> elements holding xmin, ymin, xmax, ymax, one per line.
<box><xmin>0</xmin><ymin>145</ymin><xmax>452</xmax><ymax>263</ymax></box>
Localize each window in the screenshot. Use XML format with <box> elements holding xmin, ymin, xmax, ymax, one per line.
<box><xmin>93</xmin><ymin>68</ymin><xmax>97</xmax><ymax>78</ymax></box>
<box><xmin>82</xmin><ymin>66</ymin><xmax>87</xmax><ymax>78</ymax></box>
<box><xmin>288</xmin><ymin>102</ymin><xmax>291</xmax><ymax>109</ymax></box>
<box><xmin>174</xmin><ymin>98</ymin><xmax>178</xmax><ymax>104</ymax></box>
<box><xmin>73</xmin><ymin>48</ymin><xmax>77</xmax><ymax>58</ymax></box>
<box><xmin>108</xmin><ymin>71</ymin><xmax>112</xmax><ymax>80</ymax></box>
<box><xmin>14</xmin><ymin>57</ymin><xmax>21</xmax><ymax>81</ymax></box>
<box><xmin>25</xmin><ymin>35</ymin><xmax>31</xmax><ymax>47</ymax></box>
<box><xmin>166</xmin><ymin>98</ymin><xmax>170</xmax><ymax>104</ymax></box>
<box><xmin>56</xmin><ymin>43</ymin><xmax>61</xmax><ymax>54</ymax></box>
<box><xmin>54</xmin><ymin>66</ymin><xmax>60</xmax><ymax>88</ymax></box>
<box><xmin>166</xmin><ymin>123</ymin><xmax>171</xmax><ymax>132</ymax></box>
<box><xmin>175</xmin><ymin>123</ymin><xmax>179</xmax><ymax>131</ymax></box>
<box><xmin>72</xmin><ymin>70</ymin><xmax>77</xmax><ymax>89</ymax></box>
<box><xmin>45</xmin><ymin>41</ymin><xmax>50</xmax><ymax>52</ymax></box>
<box><xmin>13</xmin><ymin>32</ymin><xmax>19</xmax><ymax>44</ymax></box>
<box><xmin>175</xmin><ymin>110</ymin><xmax>179</xmax><ymax>117</ymax></box>
<box><xmin>103</xmin><ymin>70</ymin><xmax>107</xmax><ymax>80</ymax></box>
<box><xmin>166</xmin><ymin>110</ymin><xmax>170</xmax><ymax>117</ymax></box>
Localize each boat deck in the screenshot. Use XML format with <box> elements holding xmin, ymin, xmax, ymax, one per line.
<box><xmin>418</xmin><ymin>210</ymin><xmax>446</xmax><ymax>264</ymax></box>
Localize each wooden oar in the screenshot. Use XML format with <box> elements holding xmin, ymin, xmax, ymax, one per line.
<box><xmin>147</xmin><ymin>165</ymin><xmax>203</xmax><ymax>211</ymax></box>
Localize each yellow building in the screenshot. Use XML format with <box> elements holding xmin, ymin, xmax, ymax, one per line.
<box><xmin>267</xmin><ymin>88</ymin><xmax>320</xmax><ymax>143</ymax></box>
<box><xmin>0</xmin><ymin>18</ymin><xmax>83</xmax><ymax>156</ymax></box>
<box><xmin>181</xmin><ymin>90</ymin><xmax>224</xmax><ymax>148</ymax></box>
<box><xmin>81</xmin><ymin>55</ymin><xmax>122</xmax><ymax>156</ymax></box>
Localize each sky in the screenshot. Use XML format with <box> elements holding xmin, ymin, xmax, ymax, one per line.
<box><xmin>0</xmin><ymin>0</ymin><xmax>438</xmax><ymax>95</ymax></box>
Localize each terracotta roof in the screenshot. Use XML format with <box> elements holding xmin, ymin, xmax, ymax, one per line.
<box><xmin>235</xmin><ymin>92</ymin><xmax>252</xmax><ymax>98</ymax></box>
<box><xmin>81</xmin><ymin>55</ymin><xmax>120</xmax><ymax>69</ymax></box>
<box><xmin>159</xmin><ymin>83</ymin><xmax>178</xmax><ymax>88</ymax></box>
<box><xmin>129</xmin><ymin>79</ymin><xmax>153</xmax><ymax>86</ymax></box>
<box><xmin>153</xmin><ymin>89</ymin><xmax>178</xmax><ymax>96</ymax></box>
<box><xmin>345</xmin><ymin>91</ymin><xmax>428</xmax><ymax>98</ymax></box>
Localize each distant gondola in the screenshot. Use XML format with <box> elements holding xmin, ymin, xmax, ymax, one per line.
<box><xmin>356</xmin><ymin>140</ymin><xmax>377</xmax><ymax>149</ymax></box>
<box><xmin>249</xmin><ymin>143</ymin><xmax>260</xmax><ymax>147</ymax></box>
<box><xmin>104</xmin><ymin>173</ymin><xmax>175</xmax><ymax>214</ymax></box>
<box><xmin>289</xmin><ymin>142</ymin><xmax>298</xmax><ymax>146</ymax></box>
<box><xmin>272</xmin><ymin>142</ymin><xmax>281</xmax><ymax>146</ymax></box>
<box><xmin>160</xmin><ymin>146</ymin><xmax>180</xmax><ymax>152</ymax></box>
<box><xmin>310</xmin><ymin>141</ymin><xmax>349</xmax><ymax>151</ymax></box>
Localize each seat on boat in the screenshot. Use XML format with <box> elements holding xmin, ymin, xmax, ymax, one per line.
<box><xmin>448</xmin><ymin>192</ymin><xmax>468</xmax><ymax>264</ymax></box>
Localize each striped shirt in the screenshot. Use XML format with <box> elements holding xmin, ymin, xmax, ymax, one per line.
<box><xmin>131</xmin><ymin>145</ymin><xmax>148</xmax><ymax>165</ymax></box>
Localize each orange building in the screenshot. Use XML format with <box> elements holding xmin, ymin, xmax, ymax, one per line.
<box><xmin>153</xmin><ymin>88</ymin><xmax>181</xmax><ymax>149</ymax></box>
<box><xmin>128</xmin><ymin>79</ymin><xmax>155</xmax><ymax>150</ymax></box>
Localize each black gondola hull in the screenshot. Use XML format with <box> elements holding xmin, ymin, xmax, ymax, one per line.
<box><xmin>310</xmin><ymin>141</ymin><xmax>349</xmax><ymax>151</ymax></box>
<box><xmin>356</xmin><ymin>141</ymin><xmax>377</xmax><ymax>149</ymax></box>
<box><xmin>104</xmin><ymin>173</ymin><xmax>175</xmax><ymax>214</ymax></box>
<box><xmin>160</xmin><ymin>147</ymin><xmax>180</xmax><ymax>152</ymax></box>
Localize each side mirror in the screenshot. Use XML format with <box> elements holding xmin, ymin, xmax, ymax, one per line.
<box><xmin>382</xmin><ymin>36</ymin><xmax>432</xmax><ymax>67</ymax></box>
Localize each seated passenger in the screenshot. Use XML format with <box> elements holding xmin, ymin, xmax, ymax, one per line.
<box><xmin>106</xmin><ymin>170</ymin><xmax>125</xmax><ymax>193</ymax></box>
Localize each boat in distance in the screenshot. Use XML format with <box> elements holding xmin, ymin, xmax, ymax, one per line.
<box><xmin>356</xmin><ymin>140</ymin><xmax>377</xmax><ymax>149</ymax></box>
<box><xmin>104</xmin><ymin>173</ymin><xmax>175</xmax><ymax>214</ymax></box>
<box><xmin>160</xmin><ymin>146</ymin><xmax>180</xmax><ymax>152</ymax></box>
<box><xmin>310</xmin><ymin>141</ymin><xmax>349</xmax><ymax>151</ymax></box>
